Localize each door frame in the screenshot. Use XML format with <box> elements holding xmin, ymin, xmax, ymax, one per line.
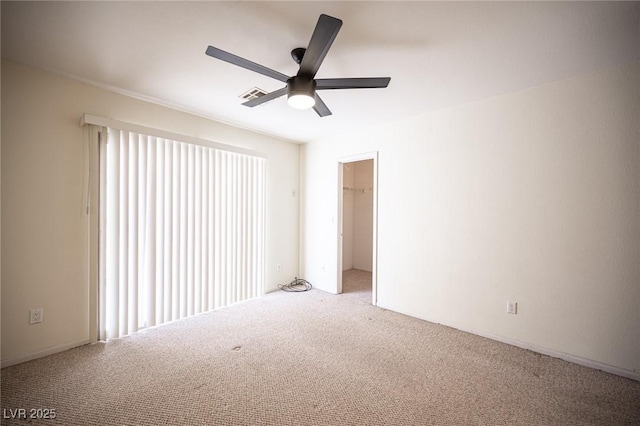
<box><xmin>337</xmin><ymin>152</ymin><xmax>378</xmax><ymax>306</ymax></box>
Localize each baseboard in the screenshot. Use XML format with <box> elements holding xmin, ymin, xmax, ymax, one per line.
<box><xmin>4</xmin><ymin>307</ymin><xmax>637</xmax><ymax>382</ymax></box>
<box><xmin>376</xmin><ymin>302</ymin><xmax>640</xmax><ymax>382</ymax></box>
<box><xmin>1</xmin><ymin>295</ymin><xmax>271</xmax><ymax>368</ymax></box>
<box><xmin>1</xmin><ymin>339</ymin><xmax>91</xmax><ymax>369</ymax></box>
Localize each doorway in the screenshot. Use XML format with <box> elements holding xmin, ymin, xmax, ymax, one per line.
<box><xmin>337</xmin><ymin>153</ymin><xmax>378</xmax><ymax>305</ymax></box>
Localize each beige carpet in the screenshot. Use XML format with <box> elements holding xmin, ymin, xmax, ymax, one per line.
<box><xmin>2</xmin><ymin>269</ymin><xmax>639</xmax><ymax>425</ymax></box>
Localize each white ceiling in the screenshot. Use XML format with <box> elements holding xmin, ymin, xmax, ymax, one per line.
<box><xmin>2</xmin><ymin>1</ymin><xmax>639</xmax><ymax>143</ymax></box>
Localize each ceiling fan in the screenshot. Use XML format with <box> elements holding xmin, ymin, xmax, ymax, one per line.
<box><xmin>205</xmin><ymin>14</ymin><xmax>391</xmax><ymax>117</ymax></box>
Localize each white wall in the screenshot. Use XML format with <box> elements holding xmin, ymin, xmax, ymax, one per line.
<box><xmin>1</xmin><ymin>60</ymin><xmax>300</xmax><ymax>366</ymax></box>
<box><xmin>300</xmin><ymin>62</ymin><xmax>640</xmax><ymax>378</ymax></box>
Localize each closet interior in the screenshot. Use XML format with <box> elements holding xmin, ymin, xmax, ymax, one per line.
<box><xmin>342</xmin><ymin>159</ymin><xmax>374</xmax><ymax>295</ymax></box>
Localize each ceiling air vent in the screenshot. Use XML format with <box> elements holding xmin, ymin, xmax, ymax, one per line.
<box><xmin>239</xmin><ymin>87</ymin><xmax>268</xmax><ymax>101</ymax></box>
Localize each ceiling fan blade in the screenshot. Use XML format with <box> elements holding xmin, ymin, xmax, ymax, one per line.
<box><xmin>242</xmin><ymin>87</ymin><xmax>288</xmax><ymax>107</ymax></box>
<box><xmin>298</xmin><ymin>14</ymin><xmax>343</xmax><ymax>78</ymax></box>
<box><xmin>206</xmin><ymin>46</ymin><xmax>289</xmax><ymax>83</ymax></box>
<box><xmin>316</xmin><ymin>77</ymin><xmax>391</xmax><ymax>90</ymax></box>
<box><xmin>313</xmin><ymin>94</ymin><xmax>332</xmax><ymax>117</ymax></box>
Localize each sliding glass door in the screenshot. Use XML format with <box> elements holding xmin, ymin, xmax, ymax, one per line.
<box><xmin>99</xmin><ymin>127</ymin><xmax>265</xmax><ymax>340</ymax></box>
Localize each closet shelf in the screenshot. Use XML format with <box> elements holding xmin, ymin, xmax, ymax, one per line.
<box><xmin>343</xmin><ymin>186</ymin><xmax>373</xmax><ymax>193</ymax></box>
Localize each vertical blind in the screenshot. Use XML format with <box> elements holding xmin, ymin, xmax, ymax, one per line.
<box><xmin>99</xmin><ymin>128</ymin><xmax>265</xmax><ymax>340</ymax></box>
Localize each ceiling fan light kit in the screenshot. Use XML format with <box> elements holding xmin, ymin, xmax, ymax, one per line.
<box><xmin>288</xmin><ymin>94</ymin><xmax>316</xmax><ymax>110</ymax></box>
<box><xmin>205</xmin><ymin>13</ymin><xmax>390</xmax><ymax>117</ymax></box>
<box><xmin>287</xmin><ymin>77</ymin><xmax>316</xmax><ymax>109</ymax></box>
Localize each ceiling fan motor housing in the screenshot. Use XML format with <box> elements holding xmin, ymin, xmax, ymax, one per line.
<box><xmin>287</xmin><ymin>76</ymin><xmax>317</xmax><ymax>99</ymax></box>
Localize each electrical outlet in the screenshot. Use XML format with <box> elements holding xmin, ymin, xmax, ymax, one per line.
<box><xmin>276</xmin><ymin>263</ymin><xmax>282</xmax><ymax>272</ymax></box>
<box><xmin>30</xmin><ymin>308</ymin><xmax>43</xmax><ymax>324</ymax></box>
<box><xmin>506</xmin><ymin>301</ymin><xmax>517</xmax><ymax>315</ymax></box>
